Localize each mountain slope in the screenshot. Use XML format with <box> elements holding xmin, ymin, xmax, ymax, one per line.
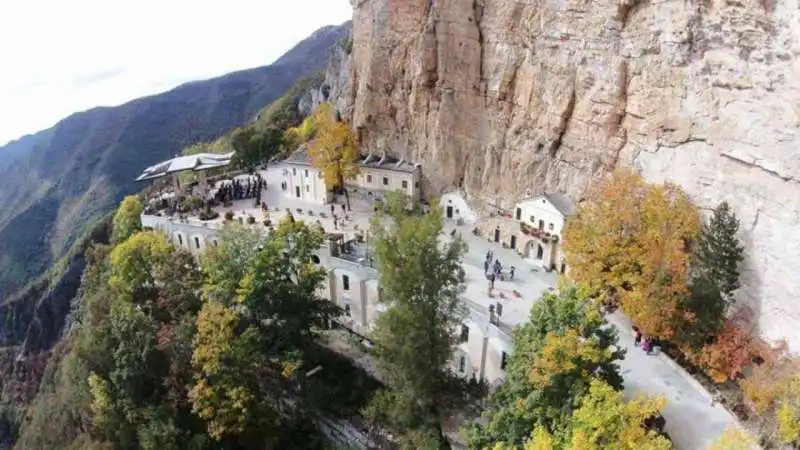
<box><xmin>0</xmin><ymin>22</ymin><xmax>351</xmax><ymax>298</ymax></box>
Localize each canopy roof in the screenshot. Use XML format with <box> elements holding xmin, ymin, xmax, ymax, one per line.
<box><xmin>135</xmin><ymin>152</ymin><xmax>235</xmax><ymax>181</ymax></box>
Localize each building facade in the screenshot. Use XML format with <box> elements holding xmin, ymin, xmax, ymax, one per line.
<box><xmin>282</xmin><ymin>147</ymin><xmax>422</xmax><ymax>204</ymax></box>
<box><xmin>140</xmin><ymin>211</ymin><xmax>513</xmax><ymax>384</ymax></box>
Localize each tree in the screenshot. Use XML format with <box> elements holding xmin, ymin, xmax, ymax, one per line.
<box><xmin>199</xmin><ymin>222</ymin><xmax>262</xmax><ymax>304</ymax></box>
<box><xmin>693</xmin><ymin>311</ymin><xmax>756</xmax><ymax>383</ymax></box>
<box><xmin>678</xmin><ymin>276</ymin><xmax>728</xmax><ymax>350</ymax></box>
<box><xmin>776</xmin><ymin>375</ymin><xmax>800</xmax><ymax>445</ymax></box>
<box><xmin>307</xmin><ymin>103</ymin><xmax>360</xmax><ymax>210</ymax></box>
<box><xmin>365</xmin><ymin>192</ymin><xmax>467</xmax><ymax>448</ymax></box>
<box><xmin>108</xmin><ymin>231</ymin><xmax>174</xmax><ymax>301</ymax></box>
<box><xmin>231</xmin><ymin>126</ymin><xmax>284</xmax><ymax>170</ymax></box>
<box><xmin>466</xmin><ymin>285</ymin><xmax>624</xmax><ymax>448</ymax></box>
<box><xmin>112</xmin><ymin>196</ymin><xmax>143</xmax><ymax>243</ymax></box>
<box><xmin>563</xmin><ymin>170</ymin><xmax>701</xmax><ymax>340</ymax></box>
<box><xmin>708</xmin><ymin>426</ymin><xmax>758</xmax><ymax>450</ymax></box>
<box><xmin>695</xmin><ymin>201</ymin><xmax>745</xmax><ymax>299</ymax></box>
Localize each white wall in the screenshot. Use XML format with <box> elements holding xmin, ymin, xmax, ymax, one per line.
<box><xmin>516</xmin><ymin>197</ymin><xmax>566</xmax><ymax>236</ymax></box>
<box><xmin>348</xmin><ymin>166</ymin><xmax>420</xmax><ymax>199</ymax></box>
<box><xmin>284</xmin><ymin>165</ymin><xmax>329</xmax><ymax>204</ymax></box>
<box><xmin>441</xmin><ymin>192</ymin><xmax>478</xmax><ymax>224</ymax></box>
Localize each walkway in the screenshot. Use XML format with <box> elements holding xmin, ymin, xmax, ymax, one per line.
<box><xmin>609</xmin><ymin>312</ymin><xmax>738</xmax><ymax>450</ymax></box>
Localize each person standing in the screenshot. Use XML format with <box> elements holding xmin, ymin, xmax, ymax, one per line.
<box><xmin>633</xmin><ymin>326</ymin><xmax>642</xmax><ymax>347</ymax></box>
<box><xmin>509</xmin><ymin>265</ymin><xmax>516</xmax><ymax>280</ymax></box>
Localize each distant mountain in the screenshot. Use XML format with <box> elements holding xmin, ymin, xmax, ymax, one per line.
<box><xmin>0</xmin><ymin>22</ymin><xmax>351</xmax><ymax>298</ymax></box>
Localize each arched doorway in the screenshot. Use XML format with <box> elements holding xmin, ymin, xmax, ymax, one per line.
<box><xmin>493</xmin><ymin>228</ymin><xmax>500</xmax><ymax>243</ymax></box>
<box><xmin>509</xmin><ymin>235</ymin><xmax>517</xmax><ymax>249</ymax></box>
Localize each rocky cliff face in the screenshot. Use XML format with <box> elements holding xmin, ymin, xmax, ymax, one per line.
<box><xmin>340</xmin><ymin>0</ymin><xmax>800</xmax><ymax>351</ymax></box>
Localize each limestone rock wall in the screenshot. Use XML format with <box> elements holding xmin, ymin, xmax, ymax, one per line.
<box><xmin>342</xmin><ymin>0</ymin><xmax>800</xmax><ymax>351</ymax></box>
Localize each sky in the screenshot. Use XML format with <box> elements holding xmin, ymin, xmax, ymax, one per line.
<box><xmin>0</xmin><ymin>0</ymin><xmax>353</xmax><ymax>146</ymax></box>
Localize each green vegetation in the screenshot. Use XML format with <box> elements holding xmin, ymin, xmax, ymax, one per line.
<box><xmin>466</xmin><ymin>285</ymin><xmax>628</xmax><ymax>449</ymax></box>
<box><xmin>13</xmin><ymin>207</ymin><xmax>376</xmax><ymax>449</ymax></box>
<box><xmin>365</xmin><ymin>193</ymin><xmax>468</xmax><ymax>448</ymax></box>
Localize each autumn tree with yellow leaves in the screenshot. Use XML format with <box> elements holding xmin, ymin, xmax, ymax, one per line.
<box><xmin>307</xmin><ymin>102</ymin><xmax>360</xmax><ymax>209</ymax></box>
<box><xmin>563</xmin><ymin>170</ymin><xmax>701</xmax><ymax>340</ymax></box>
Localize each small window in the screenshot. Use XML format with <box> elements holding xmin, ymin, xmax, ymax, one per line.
<box><xmin>367</xmin><ymin>174</ymin><xmax>373</xmax><ymax>183</ymax></box>
<box><xmin>501</xmin><ymin>352</ymin><xmax>509</xmax><ymax>370</ymax></box>
<box><xmin>538</xmin><ymin>220</ymin><xmax>545</xmax><ymax>230</ymax></box>
<box><xmin>177</xmin><ymin>234</ymin><xmax>183</xmax><ymax>246</ymax></box>
<box><xmin>305</xmin><ymin>169</ymin><xmax>308</xmax><ymax>177</ymax></box>
<box><xmin>194</xmin><ymin>237</ymin><xmax>200</xmax><ymax>249</ymax></box>
<box><xmin>311</xmin><ymin>254</ymin><xmax>320</xmax><ymax>264</ymax></box>
<box><xmin>549</xmin><ymin>223</ymin><xmax>554</xmax><ymax>231</ymax></box>
<box><xmin>344</xmin><ymin>304</ymin><xmax>351</xmax><ymax>317</ymax></box>
<box><xmin>460</xmin><ymin>325</ymin><xmax>469</xmax><ymax>343</ymax></box>
<box><xmin>342</xmin><ymin>275</ymin><xmax>350</xmax><ymax>291</ymax></box>
<box><xmin>529</xmin><ymin>215</ymin><xmax>535</xmax><ymax>223</ymax></box>
<box><xmin>293</xmin><ymin>168</ymin><xmax>297</xmax><ymax>175</ymax></box>
<box><xmin>402</xmin><ymin>180</ymin><xmax>408</xmax><ymax>189</ymax></box>
<box><xmin>415</xmin><ymin>182</ymin><xmax>419</xmax><ymax>188</ymax></box>
<box><xmin>383</xmin><ymin>177</ymin><xmax>389</xmax><ymax>186</ymax></box>
<box><xmin>459</xmin><ymin>355</ymin><xmax>466</xmax><ymax>373</ymax></box>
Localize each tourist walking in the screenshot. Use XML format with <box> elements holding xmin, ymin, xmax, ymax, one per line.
<box><xmin>633</xmin><ymin>326</ymin><xmax>642</xmax><ymax>347</ymax></box>
<box><xmin>509</xmin><ymin>265</ymin><xmax>516</xmax><ymax>280</ymax></box>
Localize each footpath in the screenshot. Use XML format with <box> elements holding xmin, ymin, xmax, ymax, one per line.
<box><xmin>608</xmin><ymin>311</ymin><xmax>739</xmax><ymax>450</ymax></box>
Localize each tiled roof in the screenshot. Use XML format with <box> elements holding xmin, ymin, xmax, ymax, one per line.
<box><xmin>543</xmin><ymin>193</ymin><xmax>577</xmax><ymax>216</ymax></box>
<box><xmin>285</xmin><ymin>145</ymin><xmax>419</xmax><ymax>174</ymax></box>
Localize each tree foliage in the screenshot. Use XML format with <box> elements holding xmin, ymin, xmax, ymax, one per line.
<box><xmin>366</xmin><ymin>192</ymin><xmax>467</xmax><ymax>448</ymax></box>
<box><xmin>230</xmin><ymin>126</ymin><xmax>285</xmax><ymax>170</ymax></box>
<box><xmin>307</xmin><ymin>103</ymin><xmax>360</xmax><ymax>207</ymax></box>
<box><xmin>695</xmin><ymin>201</ymin><xmax>744</xmax><ymax>299</ymax></box>
<box><xmin>199</xmin><ymin>222</ymin><xmax>262</xmax><ymax>304</ymax></box>
<box><xmin>466</xmin><ymin>285</ymin><xmax>624</xmax><ymax>449</ymax></box>
<box><xmin>112</xmin><ymin>196</ymin><xmax>143</xmax><ymax>244</ymax></box>
<box><xmin>708</xmin><ymin>426</ymin><xmax>757</xmax><ymax>450</ymax></box>
<box><xmin>563</xmin><ymin>170</ymin><xmax>701</xmax><ymax>340</ymax></box>
<box><xmin>691</xmin><ymin>310</ymin><xmax>756</xmax><ymax>383</ymax></box>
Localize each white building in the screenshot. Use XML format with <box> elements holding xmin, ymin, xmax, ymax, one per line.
<box><xmin>513</xmin><ymin>193</ymin><xmax>577</xmax><ymax>273</ymax></box>
<box><xmin>281</xmin><ymin>147</ymin><xmax>332</xmax><ymax>204</ymax></box>
<box><xmin>281</xmin><ymin>147</ymin><xmax>422</xmax><ymax>204</ymax></box>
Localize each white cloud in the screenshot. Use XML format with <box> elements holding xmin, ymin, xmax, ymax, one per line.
<box><xmin>0</xmin><ymin>0</ymin><xmax>352</xmax><ymax>145</ymax></box>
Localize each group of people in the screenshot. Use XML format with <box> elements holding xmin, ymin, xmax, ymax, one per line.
<box><xmin>213</xmin><ymin>174</ymin><xmax>264</xmax><ymax>204</ymax></box>
<box><xmin>484</xmin><ymin>250</ymin><xmax>516</xmax><ymax>289</ymax></box>
<box><xmin>632</xmin><ymin>326</ymin><xmax>658</xmax><ymax>355</ymax></box>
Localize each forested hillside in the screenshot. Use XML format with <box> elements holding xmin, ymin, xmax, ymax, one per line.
<box><xmin>0</xmin><ymin>22</ymin><xmax>350</xmax><ymax>299</ymax></box>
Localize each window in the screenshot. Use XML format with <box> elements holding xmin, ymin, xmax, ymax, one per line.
<box><xmin>344</xmin><ymin>304</ymin><xmax>351</xmax><ymax>317</ymax></box>
<box><xmin>382</xmin><ymin>177</ymin><xmax>389</xmax><ymax>186</ymax></box>
<box><xmin>367</xmin><ymin>174</ymin><xmax>373</xmax><ymax>183</ymax></box>
<box><xmin>342</xmin><ymin>275</ymin><xmax>350</xmax><ymax>291</ymax></box>
<box><xmin>460</xmin><ymin>325</ymin><xmax>469</xmax><ymax>343</ymax></box>
<box><xmin>549</xmin><ymin>222</ymin><xmax>554</xmax><ymax>231</ymax></box>
<box><xmin>538</xmin><ymin>219</ymin><xmax>545</xmax><ymax>230</ymax></box>
<box><xmin>311</xmin><ymin>254</ymin><xmax>320</xmax><ymax>264</ymax></box>
<box><xmin>177</xmin><ymin>234</ymin><xmax>183</xmax><ymax>246</ymax></box>
<box><xmin>293</xmin><ymin>168</ymin><xmax>297</xmax><ymax>175</ymax></box>
<box><xmin>515</xmin><ymin>208</ymin><xmax>522</xmax><ymax>220</ymax></box>
<box><xmin>501</xmin><ymin>352</ymin><xmax>509</xmax><ymax>370</ymax></box>
<box><xmin>402</xmin><ymin>180</ymin><xmax>408</xmax><ymax>189</ymax></box>
<box><xmin>305</xmin><ymin>169</ymin><xmax>308</xmax><ymax>177</ymax></box>
<box><xmin>194</xmin><ymin>237</ymin><xmax>200</xmax><ymax>249</ymax></box>
<box><xmin>529</xmin><ymin>215</ymin><xmax>535</xmax><ymax>223</ymax></box>
<box><xmin>459</xmin><ymin>355</ymin><xmax>466</xmax><ymax>373</ymax></box>
<box><xmin>306</xmin><ymin>185</ymin><xmax>310</xmax><ymax>192</ymax></box>
<box><xmin>415</xmin><ymin>182</ymin><xmax>419</xmax><ymax>188</ymax></box>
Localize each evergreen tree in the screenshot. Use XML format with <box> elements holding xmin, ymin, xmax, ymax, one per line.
<box><xmin>695</xmin><ymin>201</ymin><xmax>745</xmax><ymax>299</ymax></box>
<box><xmin>365</xmin><ymin>192</ymin><xmax>467</xmax><ymax>449</ymax></box>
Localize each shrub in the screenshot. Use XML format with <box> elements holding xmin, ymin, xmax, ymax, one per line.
<box><xmin>224</xmin><ymin>211</ymin><xmax>234</xmax><ymax>221</ymax></box>
<box><xmin>247</xmin><ymin>216</ymin><xmax>256</xmax><ymax>225</ymax></box>
<box><xmin>198</xmin><ymin>211</ymin><xmax>219</xmax><ymax>221</ymax></box>
<box><xmin>693</xmin><ymin>318</ymin><xmax>756</xmax><ymax>383</ymax></box>
<box><xmin>263</xmin><ymin>220</ymin><xmax>272</xmax><ymax>227</ymax></box>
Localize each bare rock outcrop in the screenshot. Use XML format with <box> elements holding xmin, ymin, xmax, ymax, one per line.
<box><xmin>340</xmin><ymin>0</ymin><xmax>800</xmax><ymax>350</ymax></box>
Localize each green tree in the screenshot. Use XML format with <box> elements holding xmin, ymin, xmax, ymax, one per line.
<box><xmin>466</xmin><ymin>285</ymin><xmax>624</xmax><ymax>449</ymax></box>
<box><xmin>231</xmin><ymin>126</ymin><xmax>284</xmax><ymax>170</ymax></box>
<box><xmin>678</xmin><ymin>276</ymin><xmax>727</xmax><ymax>349</ymax></box>
<box><xmin>695</xmin><ymin>201</ymin><xmax>744</xmax><ymax>299</ymax></box>
<box><xmin>307</xmin><ymin>103</ymin><xmax>360</xmax><ymax>210</ymax></box>
<box><xmin>199</xmin><ymin>222</ymin><xmax>262</xmax><ymax>304</ymax></box>
<box><xmin>108</xmin><ymin>231</ymin><xmax>174</xmax><ymax>301</ymax></box>
<box><xmin>365</xmin><ymin>193</ymin><xmax>467</xmax><ymax>449</ymax></box>
<box><xmin>112</xmin><ymin>196</ymin><xmax>143</xmax><ymax>243</ymax></box>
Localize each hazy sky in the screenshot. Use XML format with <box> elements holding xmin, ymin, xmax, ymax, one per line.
<box><xmin>0</xmin><ymin>0</ymin><xmax>352</xmax><ymax>146</ymax></box>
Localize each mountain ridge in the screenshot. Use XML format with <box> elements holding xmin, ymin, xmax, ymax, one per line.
<box><xmin>0</xmin><ymin>21</ymin><xmax>352</xmax><ymax>299</ymax></box>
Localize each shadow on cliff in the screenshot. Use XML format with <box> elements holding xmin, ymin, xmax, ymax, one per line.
<box><xmin>737</xmin><ymin>232</ymin><xmax>764</xmax><ymax>340</ymax></box>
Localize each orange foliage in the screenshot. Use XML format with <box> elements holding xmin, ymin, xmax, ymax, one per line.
<box><xmin>694</xmin><ymin>311</ymin><xmax>757</xmax><ymax>383</ymax></box>
<box><xmin>740</xmin><ymin>344</ymin><xmax>800</xmax><ymax>413</ymax></box>
<box><xmin>563</xmin><ymin>169</ymin><xmax>701</xmax><ymax>340</ymax></box>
